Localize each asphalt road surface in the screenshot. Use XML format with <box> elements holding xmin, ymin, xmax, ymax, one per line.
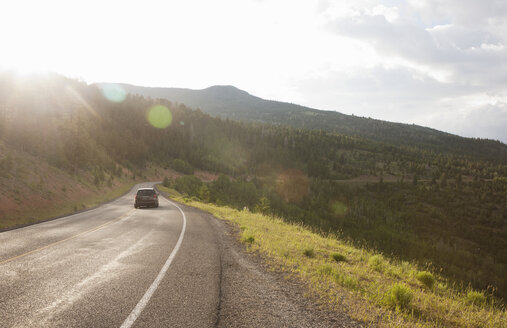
<box><xmin>0</xmin><ymin>183</ymin><xmax>360</xmax><ymax>328</ymax></box>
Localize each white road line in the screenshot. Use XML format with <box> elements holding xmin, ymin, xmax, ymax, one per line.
<box><xmin>119</xmin><ymin>198</ymin><xmax>187</xmax><ymax>328</ymax></box>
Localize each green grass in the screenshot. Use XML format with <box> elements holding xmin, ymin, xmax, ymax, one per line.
<box><xmin>157</xmin><ymin>185</ymin><xmax>507</xmax><ymax>328</ymax></box>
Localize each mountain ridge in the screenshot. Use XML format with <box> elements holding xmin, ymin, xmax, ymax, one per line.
<box><xmin>104</xmin><ymin>83</ymin><xmax>507</xmax><ymax>161</ymax></box>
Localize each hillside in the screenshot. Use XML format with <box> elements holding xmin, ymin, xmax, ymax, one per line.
<box><xmin>1</xmin><ymin>73</ymin><xmax>506</xmax><ymax>301</ymax></box>
<box><xmin>112</xmin><ymin>83</ymin><xmax>507</xmax><ymax>161</ymax></box>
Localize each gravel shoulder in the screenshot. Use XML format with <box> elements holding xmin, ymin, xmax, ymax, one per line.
<box><xmin>175</xmin><ymin>201</ymin><xmax>365</xmax><ymax>328</ymax></box>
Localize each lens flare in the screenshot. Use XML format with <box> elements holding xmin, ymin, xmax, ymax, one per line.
<box><xmin>147</xmin><ymin>105</ymin><xmax>172</xmax><ymax>129</ymax></box>
<box><xmin>101</xmin><ymin>84</ymin><xmax>126</xmax><ymax>103</ymax></box>
<box><xmin>275</xmin><ymin>169</ymin><xmax>309</xmax><ymax>203</ymax></box>
<box><xmin>330</xmin><ymin>200</ymin><xmax>347</xmax><ymax>217</ymax></box>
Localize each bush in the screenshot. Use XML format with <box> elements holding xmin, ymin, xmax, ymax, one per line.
<box><xmin>255</xmin><ymin>196</ymin><xmax>270</xmax><ymax>215</ymax></box>
<box><xmin>162</xmin><ymin>176</ymin><xmax>170</xmax><ymax>187</ymax></box>
<box><xmin>241</xmin><ymin>232</ymin><xmax>255</xmax><ymax>244</ymax></box>
<box><xmin>386</xmin><ymin>283</ymin><xmax>413</xmax><ymax>310</ymax></box>
<box><xmin>198</xmin><ymin>185</ymin><xmax>210</xmax><ymax>202</ymax></box>
<box><xmin>368</xmin><ymin>254</ymin><xmax>385</xmax><ymax>272</ymax></box>
<box><xmin>171</xmin><ymin>159</ymin><xmax>193</xmax><ymax>174</ymax></box>
<box><xmin>466</xmin><ymin>290</ymin><xmax>486</xmax><ymax>306</ymax></box>
<box><xmin>332</xmin><ymin>252</ymin><xmax>346</xmax><ymax>262</ymax></box>
<box><xmin>416</xmin><ymin>271</ymin><xmax>435</xmax><ymax>289</ymax></box>
<box><xmin>173</xmin><ymin>175</ymin><xmax>202</xmax><ymax>197</ymax></box>
<box><xmin>303</xmin><ymin>247</ymin><xmax>315</xmax><ymax>258</ymax></box>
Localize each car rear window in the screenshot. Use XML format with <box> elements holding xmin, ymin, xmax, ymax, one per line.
<box><xmin>137</xmin><ymin>189</ymin><xmax>155</xmax><ymax>196</ymax></box>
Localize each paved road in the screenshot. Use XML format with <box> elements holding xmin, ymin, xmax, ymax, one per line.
<box><xmin>0</xmin><ymin>183</ymin><xmax>360</xmax><ymax>328</ymax></box>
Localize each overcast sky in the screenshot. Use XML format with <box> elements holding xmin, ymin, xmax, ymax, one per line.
<box><xmin>1</xmin><ymin>0</ymin><xmax>506</xmax><ymax>142</ymax></box>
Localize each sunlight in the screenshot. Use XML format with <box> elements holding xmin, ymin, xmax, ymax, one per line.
<box><xmin>65</xmin><ymin>85</ymin><xmax>101</xmax><ymax>119</ymax></box>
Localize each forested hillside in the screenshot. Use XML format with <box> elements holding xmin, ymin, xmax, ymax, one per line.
<box><xmin>114</xmin><ymin>83</ymin><xmax>507</xmax><ymax>161</ymax></box>
<box><xmin>1</xmin><ymin>73</ymin><xmax>506</xmax><ymax>300</ymax></box>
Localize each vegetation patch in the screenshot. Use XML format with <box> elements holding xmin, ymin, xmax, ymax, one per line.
<box><xmin>241</xmin><ymin>232</ymin><xmax>255</xmax><ymax>244</ymax></box>
<box><xmin>368</xmin><ymin>254</ymin><xmax>386</xmax><ymax>272</ymax></box>
<box><xmin>466</xmin><ymin>290</ymin><xmax>487</xmax><ymax>306</ymax></box>
<box><xmin>318</xmin><ymin>264</ymin><xmax>334</xmax><ymax>276</ymax></box>
<box><xmin>416</xmin><ymin>271</ymin><xmax>436</xmax><ymax>289</ymax></box>
<box><xmin>384</xmin><ymin>283</ymin><xmax>413</xmax><ymax>310</ymax></box>
<box><xmin>303</xmin><ymin>247</ymin><xmax>315</xmax><ymax>258</ymax></box>
<box><xmin>332</xmin><ymin>252</ymin><xmax>346</xmax><ymax>262</ymax></box>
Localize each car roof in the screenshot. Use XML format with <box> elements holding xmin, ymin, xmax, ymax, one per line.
<box><xmin>137</xmin><ymin>187</ymin><xmax>155</xmax><ymax>191</ymax></box>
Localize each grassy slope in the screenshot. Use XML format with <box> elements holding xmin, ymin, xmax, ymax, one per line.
<box><xmin>0</xmin><ymin>143</ymin><xmax>181</xmax><ymax>230</ymax></box>
<box><xmin>157</xmin><ymin>185</ymin><xmax>506</xmax><ymax>328</ymax></box>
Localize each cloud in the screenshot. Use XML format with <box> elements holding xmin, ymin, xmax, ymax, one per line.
<box><xmin>293</xmin><ymin>0</ymin><xmax>507</xmax><ymax>142</ymax></box>
<box><xmin>327</xmin><ymin>2</ymin><xmax>507</xmax><ymax>86</ymax></box>
<box><xmin>425</xmin><ymin>100</ymin><xmax>507</xmax><ymax>142</ymax></box>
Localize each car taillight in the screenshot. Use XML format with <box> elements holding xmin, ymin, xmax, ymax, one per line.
<box><xmin>154</xmin><ymin>194</ymin><xmax>158</xmax><ymax>198</ymax></box>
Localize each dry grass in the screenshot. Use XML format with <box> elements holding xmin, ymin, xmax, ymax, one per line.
<box><xmin>1</xmin><ymin>180</ymin><xmax>135</xmax><ymax>230</ymax></box>
<box><xmin>158</xmin><ymin>185</ymin><xmax>506</xmax><ymax>328</ymax></box>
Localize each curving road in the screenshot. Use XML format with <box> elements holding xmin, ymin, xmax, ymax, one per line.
<box><xmin>0</xmin><ymin>183</ymin><xmax>359</xmax><ymax>328</ymax></box>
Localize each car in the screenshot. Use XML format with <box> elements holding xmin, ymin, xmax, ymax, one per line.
<box><xmin>134</xmin><ymin>188</ymin><xmax>159</xmax><ymax>208</ymax></box>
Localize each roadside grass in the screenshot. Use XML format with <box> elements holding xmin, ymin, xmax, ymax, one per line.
<box><xmin>157</xmin><ymin>185</ymin><xmax>507</xmax><ymax>328</ymax></box>
<box><xmin>0</xmin><ymin>181</ymin><xmax>135</xmax><ymax>230</ymax></box>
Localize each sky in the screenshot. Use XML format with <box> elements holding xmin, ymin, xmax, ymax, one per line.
<box><xmin>1</xmin><ymin>0</ymin><xmax>506</xmax><ymax>143</ymax></box>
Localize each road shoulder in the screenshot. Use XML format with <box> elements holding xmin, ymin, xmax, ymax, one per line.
<box><xmin>169</xmin><ymin>198</ymin><xmax>364</xmax><ymax>328</ymax></box>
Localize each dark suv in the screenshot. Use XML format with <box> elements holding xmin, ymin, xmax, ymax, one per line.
<box><xmin>134</xmin><ymin>188</ymin><xmax>159</xmax><ymax>208</ymax></box>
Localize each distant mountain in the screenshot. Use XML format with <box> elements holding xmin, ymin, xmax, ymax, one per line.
<box><xmin>104</xmin><ymin>83</ymin><xmax>507</xmax><ymax>161</ymax></box>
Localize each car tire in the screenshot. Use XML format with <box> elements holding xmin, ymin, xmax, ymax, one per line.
<box><xmin>134</xmin><ymin>204</ymin><xmax>138</xmax><ymax>209</ymax></box>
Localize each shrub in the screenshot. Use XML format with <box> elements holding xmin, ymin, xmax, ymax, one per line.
<box><xmin>332</xmin><ymin>252</ymin><xmax>346</xmax><ymax>262</ymax></box>
<box><xmin>303</xmin><ymin>247</ymin><xmax>315</xmax><ymax>258</ymax></box>
<box><xmin>368</xmin><ymin>254</ymin><xmax>385</xmax><ymax>272</ymax></box>
<box><xmin>386</xmin><ymin>283</ymin><xmax>413</xmax><ymax>310</ymax></box>
<box><xmin>466</xmin><ymin>290</ymin><xmax>486</xmax><ymax>306</ymax></box>
<box><xmin>171</xmin><ymin>159</ymin><xmax>193</xmax><ymax>174</ymax></box>
<box><xmin>162</xmin><ymin>176</ymin><xmax>170</xmax><ymax>187</ymax></box>
<box><xmin>255</xmin><ymin>196</ymin><xmax>270</xmax><ymax>215</ymax></box>
<box><xmin>241</xmin><ymin>232</ymin><xmax>255</xmax><ymax>244</ymax></box>
<box><xmin>173</xmin><ymin>175</ymin><xmax>202</xmax><ymax>197</ymax></box>
<box><xmin>198</xmin><ymin>185</ymin><xmax>210</xmax><ymax>202</ymax></box>
<box><xmin>416</xmin><ymin>271</ymin><xmax>435</xmax><ymax>289</ymax></box>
